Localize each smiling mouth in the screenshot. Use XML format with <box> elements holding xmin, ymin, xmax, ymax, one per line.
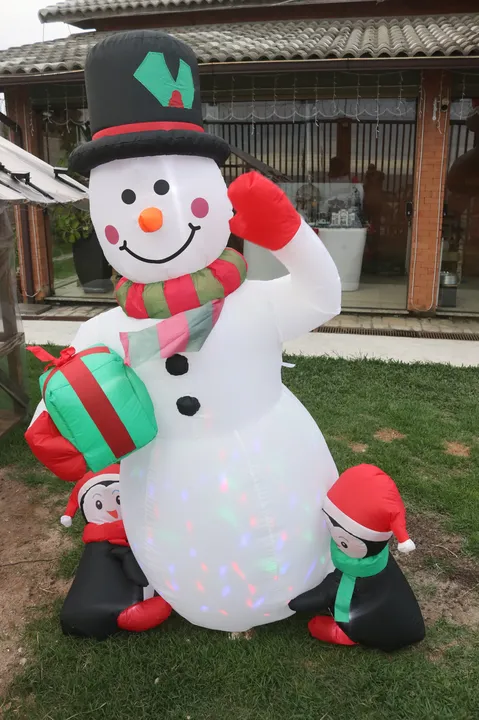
<box><xmin>119</xmin><ymin>223</ymin><xmax>201</xmax><ymax>264</ymax></box>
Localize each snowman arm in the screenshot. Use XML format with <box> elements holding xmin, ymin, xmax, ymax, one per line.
<box><xmin>257</xmin><ymin>219</ymin><xmax>341</xmax><ymax>342</ymax></box>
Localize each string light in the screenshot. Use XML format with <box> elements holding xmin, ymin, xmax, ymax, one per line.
<box><xmin>206</xmin><ymin>71</ymin><xmax>414</xmax><ymax>122</ymax></box>
<box><xmin>459</xmin><ymin>74</ymin><xmax>467</xmax><ymax>120</ymax></box>
<box><xmin>272</xmin><ymin>74</ymin><xmax>278</xmax><ymax>119</ymax></box>
<box><xmin>395</xmin><ymin>72</ymin><xmax>404</xmax><ymax>116</ymax></box>
<box><xmin>355</xmin><ymin>74</ymin><xmax>361</xmax><ymax>123</ymax></box>
<box><xmin>292</xmin><ymin>75</ymin><xmax>297</xmax><ymax>123</ymax></box>
<box><xmin>251</xmin><ymin>75</ymin><xmax>256</xmax><ymax>136</ymax></box>
<box><xmin>375</xmin><ymin>74</ymin><xmax>381</xmax><ymax>138</ymax></box>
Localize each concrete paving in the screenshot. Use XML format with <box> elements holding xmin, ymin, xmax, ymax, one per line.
<box><xmin>22</xmin><ymin>304</ymin><xmax>479</xmax><ymax>335</ymax></box>
<box><xmin>23</xmin><ymin>319</ymin><xmax>479</xmax><ymax>367</ymax></box>
<box><xmin>284</xmin><ymin>332</ymin><xmax>479</xmax><ymax>367</ymax></box>
<box><xmin>24</xmin><ymin>320</ymin><xmax>81</xmax><ymax>347</ymax></box>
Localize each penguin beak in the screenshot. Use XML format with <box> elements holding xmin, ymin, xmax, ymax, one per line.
<box><xmin>107</xmin><ymin>509</ymin><xmax>119</xmax><ymax>519</ymax></box>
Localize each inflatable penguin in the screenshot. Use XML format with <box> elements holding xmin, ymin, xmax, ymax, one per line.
<box><xmin>289</xmin><ymin>464</ymin><xmax>425</xmax><ymax>652</ymax></box>
<box><xmin>60</xmin><ymin>466</ymin><xmax>171</xmax><ymax>640</ymax></box>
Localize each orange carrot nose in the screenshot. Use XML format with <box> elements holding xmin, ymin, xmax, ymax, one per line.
<box><xmin>138</xmin><ymin>207</ymin><xmax>163</xmax><ymax>233</ymax></box>
<box><xmin>107</xmin><ymin>509</ymin><xmax>119</xmax><ymax>519</ymax></box>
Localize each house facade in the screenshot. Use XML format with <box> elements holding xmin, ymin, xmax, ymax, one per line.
<box><xmin>1</xmin><ymin>0</ymin><xmax>479</xmax><ymax>315</ymax></box>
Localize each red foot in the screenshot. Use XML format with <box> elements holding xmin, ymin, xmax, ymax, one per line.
<box><xmin>228</xmin><ymin>172</ymin><xmax>301</xmax><ymax>251</ymax></box>
<box><xmin>308</xmin><ymin>616</ymin><xmax>357</xmax><ymax>646</ymax></box>
<box><xmin>117</xmin><ymin>596</ymin><xmax>172</xmax><ymax>633</ymax></box>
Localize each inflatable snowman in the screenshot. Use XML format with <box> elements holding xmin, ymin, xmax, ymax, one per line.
<box><xmin>29</xmin><ymin>30</ymin><xmax>341</xmax><ymax>632</ymax></box>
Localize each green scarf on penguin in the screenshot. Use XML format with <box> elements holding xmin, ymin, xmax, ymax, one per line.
<box><xmin>330</xmin><ymin>540</ymin><xmax>389</xmax><ymax>623</ymax></box>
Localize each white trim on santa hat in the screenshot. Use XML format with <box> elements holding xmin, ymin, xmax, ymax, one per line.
<box><xmin>398</xmin><ymin>539</ymin><xmax>416</xmax><ymax>554</ymax></box>
<box><xmin>323</xmin><ymin>496</ymin><xmax>393</xmax><ymax>542</ymax></box>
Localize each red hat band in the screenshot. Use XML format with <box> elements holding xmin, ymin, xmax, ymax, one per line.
<box><xmin>92</xmin><ymin>120</ymin><xmax>204</xmax><ymax>141</ymax></box>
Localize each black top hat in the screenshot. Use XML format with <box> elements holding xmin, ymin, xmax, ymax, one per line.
<box><xmin>69</xmin><ymin>30</ymin><xmax>229</xmax><ymax>175</ymax></box>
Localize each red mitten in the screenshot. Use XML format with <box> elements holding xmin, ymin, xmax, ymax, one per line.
<box><xmin>117</xmin><ymin>596</ymin><xmax>172</xmax><ymax>632</ymax></box>
<box><xmin>228</xmin><ymin>172</ymin><xmax>301</xmax><ymax>251</ymax></box>
<box><xmin>25</xmin><ymin>411</ymin><xmax>87</xmax><ymax>481</ymax></box>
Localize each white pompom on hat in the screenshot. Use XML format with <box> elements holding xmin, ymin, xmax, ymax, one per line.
<box><xmin>323</xmin><ymin>464</ymin><xmax>416</xmax><ymax>553</ymax></box>
<box><xmin>60</xmin><ymin>464</ymin><xmax>120</xmax><ymax>527</ymax></box>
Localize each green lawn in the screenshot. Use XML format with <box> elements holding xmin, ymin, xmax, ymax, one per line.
<box><xmin>1</xmin><ymin>351</ymin><xmax>479</xmax><ymax>719</ymax></box>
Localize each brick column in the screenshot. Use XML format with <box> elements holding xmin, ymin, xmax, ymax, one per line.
<box><xmin>407</xmin><ymin>71</ymin><xmax>451</xmax><ymax>314</ymax></box>
<box><xmin>5</xmin><ymin>86</ymin><xmax>52</xmax><ymax>302</ymax></box>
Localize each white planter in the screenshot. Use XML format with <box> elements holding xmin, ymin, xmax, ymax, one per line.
<box><xmin>317</xmin><ymin>228</ymin><xmax>367</xmax><ymax>292</ymax></box>
<box><xmin>244</xmin><ymin>227</ymin><xmax>367</xmax><ymax>292</ymax></box>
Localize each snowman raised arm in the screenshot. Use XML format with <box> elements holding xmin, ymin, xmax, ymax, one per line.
<box><xmin>27</xmin><ymin>30</ymin><xmax>342</xmax><ymax>633</ymax></box>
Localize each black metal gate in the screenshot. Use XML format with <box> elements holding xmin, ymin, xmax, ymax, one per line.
<box><xmin>208</xmin><ymin>118</ymin><xmax>416</xmax><ymax>192</ymax></box>
<box><xmin>209</xmin><ymin>118</ymin><xmax>416</xmax><ymax>277</ymax></box>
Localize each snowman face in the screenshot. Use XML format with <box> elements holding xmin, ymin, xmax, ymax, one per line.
<box><xmin>89</xmin><ymin>154</ymin><xmax>233</xmax><ymax>284</ymax></box>
<box><xmin>323</xmin><ymin>512</ymin><xmax>368</xmax><ymax>559</ymax></box>
<box><xmin>81</xmin><ymin>480</ymin><xmax>122</xmax><ymax>525</ymax></box>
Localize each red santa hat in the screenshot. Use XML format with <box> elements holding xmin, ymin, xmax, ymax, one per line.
<box><xmin>60</xmin><ymin>465</ymin><xmax>120</xmax><ymax>527</ymax></box>
<box><xmin>323</xmin><ymin>464</ymin><xmax>416</xmax><ymax>554</ymax></box>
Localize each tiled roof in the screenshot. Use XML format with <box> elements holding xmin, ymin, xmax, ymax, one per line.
<box><xmin>1</xmin><ymin>15</ymin><xmax>479</xmax><ymax>78</ymax></box>
<box><xmin>39</xmin><ymin>0</ymin><xmax>258</xmax><ymax>24</ymax></box>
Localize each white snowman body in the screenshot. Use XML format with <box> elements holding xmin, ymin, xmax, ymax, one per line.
<box><xmin>33</xmin><ymin>154</ymin><xmax>341</xmax><ymax>631</ymax></box>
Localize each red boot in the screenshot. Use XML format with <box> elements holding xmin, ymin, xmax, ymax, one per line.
<box><xmin>117</xmin><ymin>596</ymin><xmax>172</xmax><ymax>633</ymax></box>
<box><xmin>308</xmin><ymin>616</ymin><xmax>357</xmax><ymax>646</ymax></box>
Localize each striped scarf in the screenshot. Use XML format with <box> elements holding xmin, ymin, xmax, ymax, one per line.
<box><xmin>116</xmin><ymin>248</ymin><xmax>247</xmax><ymax>367</ymax></box>
<box><xmin>116</xmin><ymin>248</ymin><xmax>247</xmax><ymax>320</ymax></box>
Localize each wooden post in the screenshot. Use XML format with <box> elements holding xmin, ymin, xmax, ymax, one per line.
<box><xmin>408</xmin><ymin>71</ymin><xmax>451</xmax><ymax>314</ymax></box>
<box><xmin>0</xmin><ymin>204</ymin><xmax>29</xmax><ymax>436</ymax></box>
<box><xmin>4</xmin><ymin>86</ymin><xmax>53</xmax><ymax>301</ymax></box>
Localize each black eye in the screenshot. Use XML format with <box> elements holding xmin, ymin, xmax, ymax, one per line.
<box><xmin>121</xmin><ymin>189</ymin><xmax>136</xmax><ymax>204</ymax></box>
<box><xmin>95</xmin><ymin>500</ymin><xmax>103</xmax><ymax>510</ymax></box>
<box><xmin>154</xmin><ymin>180</ymin><xmax>170</xmax><ymax>196</ymax></box>
<box><xmin>341</xmin><ymin>541</ymin><xmax>348</xmax><ymax>548</ymax></box>
<box><xmin>116</xmin><ymin>495</ymin><xmax>121</xmax><ymax>505</ymax></box>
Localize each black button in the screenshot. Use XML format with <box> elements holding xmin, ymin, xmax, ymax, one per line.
<box><xmin>165</xmin><ymin>354</ymin><xmax>189</xmax><ymax>376</ymax></box>
<box><xmin>177</xmin><ymin>396</ymin><xmax>200</xmax><ymax>416</ymax></box>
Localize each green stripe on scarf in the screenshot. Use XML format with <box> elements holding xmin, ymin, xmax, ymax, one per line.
<box><xmin>193</xmin><ymin>267</ymin><xmax>225</xmax><ymax>305</ymax></box>
<box><xmin>227</xmin><ymin>249</ymin><xmax>248</xmax><ymax>282</ymax></box>
<box><xmin>116</xmin><ymin>280</ymin><xmax>132</xmax><ymax>310</ymax></box>
<box><xmin>186</xmin><ymin>303</ymin><xmax>214</xmax><ymax>351</ymax></box>
<box><xmin>116</xmin><ymin>247</ymin><xmax>247</xmax><ymax>320</ymax></box>
<box><xmin>143</xmin><ymin>281</ymin><xmax>170</xmax><ymax>318</ymax></box>
<box><xmin>330</xmin><ymin>540</ymin><xmax>389</xmax><ymax>623</ymax></box>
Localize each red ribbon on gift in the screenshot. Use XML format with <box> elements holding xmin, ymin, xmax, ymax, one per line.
<box><xmin>28</xmin><ymin>345</ymin><xmax>136</xmax><ymax>461</ymax></box>
<box><xmin>27</xmin><ymin>345</ymin><xmax>77</xmax><ymax>369</ymax></box>
<box><xmin>28</xmin><ymin>346</ymin><xmax>110</xmax><ymax>399</ymax></box>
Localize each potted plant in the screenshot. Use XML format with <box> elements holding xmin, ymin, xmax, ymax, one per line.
<box><xmin>50</xmin><ymin>205</ymin><xmax>113</xmax><ymax>294</ymax></box>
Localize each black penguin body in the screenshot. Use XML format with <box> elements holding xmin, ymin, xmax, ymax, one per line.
<box><xmin>60</xmin><ymin>542</ymin><xmax>148</xmax><ymax>640</ymax></box>
<box><xmin>290</xmin><ymin>552</ymin><xmax>425</xmax><ymax>652</ymax></box>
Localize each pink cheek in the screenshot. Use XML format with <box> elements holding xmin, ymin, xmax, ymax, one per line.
<box><xmin>105</xmin><ymin>225</ymin><xmax>120</xmax><ymax>245</ymax></box>
<box><xmin>191</xmin><ymin>197</ymin><xmax>209</xmax><ymax>219</ymax></box>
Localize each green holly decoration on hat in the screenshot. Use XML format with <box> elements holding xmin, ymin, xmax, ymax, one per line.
<box><xmin>134</xmin><ymin>52</ymin><xmax>195</xmax><ymax>109</ymax></box>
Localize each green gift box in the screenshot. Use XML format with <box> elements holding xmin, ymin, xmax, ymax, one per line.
<box><xmin>29</xmin><ymin>345</ymin><xmax>157</xmax><ymax>472</ymax></box>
